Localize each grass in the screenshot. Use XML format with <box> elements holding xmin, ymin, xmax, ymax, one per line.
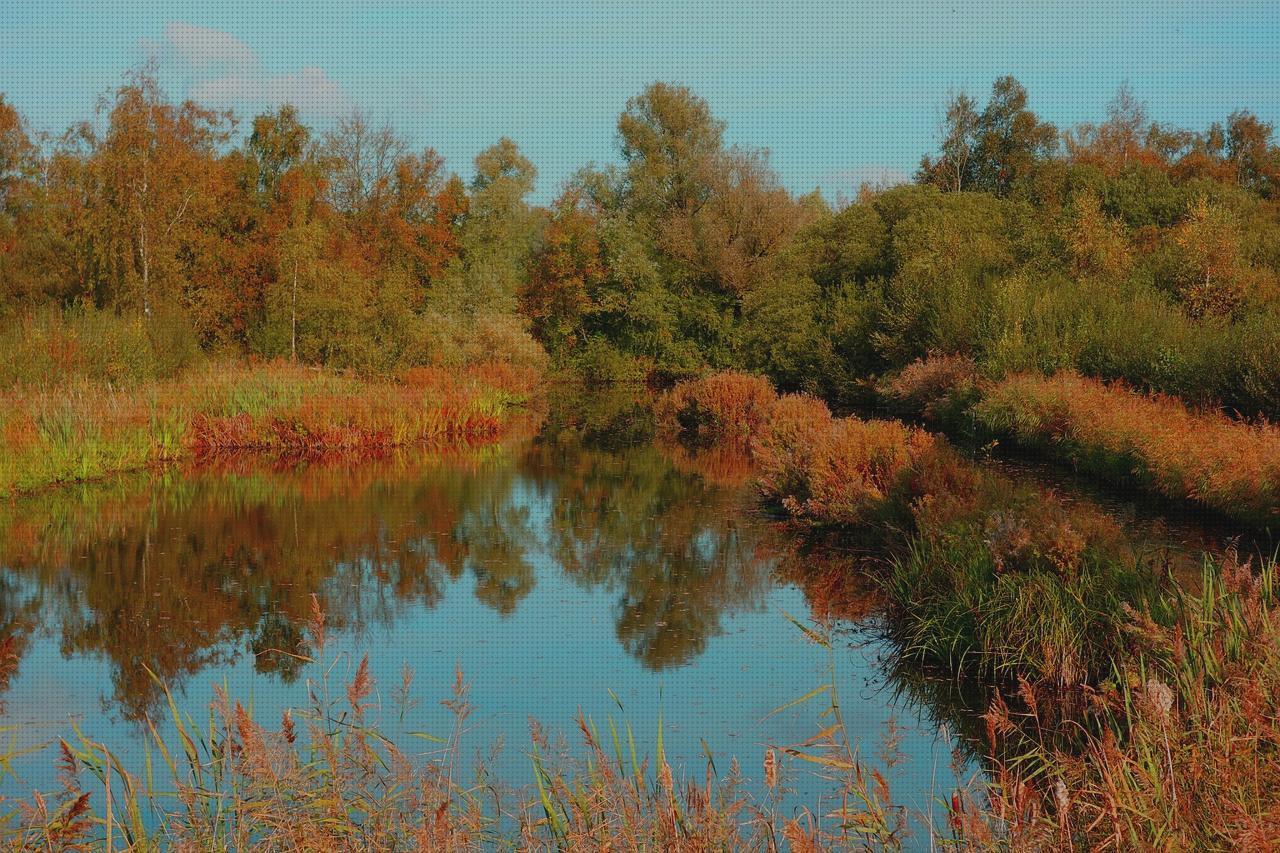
<box><xmin>971</xmin><ymin>370</ymin><xmax>1280</xmax><ymax>528</ymax></box>
<box><xmin>879</xmin><ymin>355</ymin><xmax>1280</xmax><ymax>528</ymax></box>
<box><xmin>0</xmin><ymin>360</ymin><xmax>541</xmax><ymax>498</ymax></box>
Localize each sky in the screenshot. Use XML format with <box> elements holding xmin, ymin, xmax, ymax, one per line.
<box><xmin>3</xmin><ymin>0</ymin><xmax>1278</xmax><ymax>203</ymax></box>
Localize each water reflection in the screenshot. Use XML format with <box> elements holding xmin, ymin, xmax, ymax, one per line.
<box><xmin>0</xmin><ymin>425</ymin><xmax>788</xmax><ymax>720</ymax></box>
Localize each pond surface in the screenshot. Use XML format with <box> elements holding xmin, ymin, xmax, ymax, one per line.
<box><xmin>1</xmin><ymin>390</ymin><xmax>1258</xmax><ymax>843</ymax></box>
<box><xmin>0</xmin><ymin>423</ymin><xmax>973</xmax><ymax>836</ymax></box>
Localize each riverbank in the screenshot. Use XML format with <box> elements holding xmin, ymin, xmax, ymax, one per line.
<box><xmin>0</xmin><ymin>361</ymin><xmax>541</xmax><ymax>498</ymax></box>
<box><xmin>3</xmin><ymin>373</ymin><xmax>1279</xmax><ymax>848</ymax></box>
<box><xmin>877</xmin><ymin>355</ymin><xmax>1280</xmax><ymax>529</ymax></box>
<box><xmin>656</xmin><ymin>370</ymin><xmax>1280</xmax><ymax>847</ymax></box>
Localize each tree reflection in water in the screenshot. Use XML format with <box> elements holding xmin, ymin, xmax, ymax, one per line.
<box><xmin>0</xmin><ymin>411</ymin><xmax>789</xmax><ymax>720</ymax></box>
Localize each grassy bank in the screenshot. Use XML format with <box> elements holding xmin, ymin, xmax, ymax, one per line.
<box><xmin>0</xmin><ymin>361</ymin><xmax>540</xmax><ymax>498</ymax></box>
<box><xmin>659</xmin><ymin>370</ymin><xmax>1280</xmax><ymax>847</ymax></box>
<box><xmin>879</xmin><ymin>356</ymin><xmax>1280</xmax><ymax>529</ymax></box>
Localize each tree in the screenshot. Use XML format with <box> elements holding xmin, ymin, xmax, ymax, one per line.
<box><xmin>321</xmin><ymin>110</ymin><xmax>405</xmax><ymax>223</ymax></box>
<box><xmin>1063</xmin><ymin>189</ymin><xmax>1130</xmax><ymax>279</ymax></box>
<box><xmin>430</xmin><ymin>138</ymin><xmax>539</xmax><ymax>317</ymax></box>
<box><xmin>97</xmin><ymin>66</ymin><xmax>228</xmax><ymax>318</ymax></box>
<box><xmin>0</xmin><ymin>95</ymin><xmax>44</xmax><ymax>302</ymax></box>
<box><xmin>918</xmin><ymin>92</ymin><xmax>979</xmax><ymax>192</ymax></box>
<box><xmin>520</xmin><ymin>187</ymin><xmax>604</xmax><ymax>352</ymax></box>
<box><xmin>919</xmin><ymin>77</ymin><xmax>1056</xmax><ymax>196</ymax></box>
<box><xmin>1226</xmin><ymin>110</ymin><xmax>1279</xmax><ymax>197</ymax></box>
<box><xmin>275</xmin><ymin>172</ymin><xmax>327</xmax><ymax>361</ymax></box>
<box><xmin>970</xmin><ymin>76</ymin><xmax>1058</xmax><ymax>195</ymax></box>
<box><xmin>386</xmin><ymin>150</ymin><xmax>466</xmax><ymax>286</ymax></box>
<box><xmin>247</xmin><ymin>105</ymin><xmax>310</xmax><ymax>202</ymax></box>
<box><xmin>1172</xmin><ymin>195</ymin><xmax>1247</xmax><ymax>317</ymax></box>
<box><xmin>1065</xmin><ymin>83</ymin><xmax>1156</xmax><ymax>173</ymax></box>
<box><xmin>618</xmin><ymin>83</ymin><xmax>725</xmax><ymax>228</ymax></box>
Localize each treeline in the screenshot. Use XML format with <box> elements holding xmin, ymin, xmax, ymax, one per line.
<box><xmin>3</xmin><ymin>72</ymin><xmax>1280</xmax><ymax>417</ymax></box>
<box><xmin>524</xmin><ymin>77</ymin><xmax>1280</xmax><ymax>418</ymax></box>
<box><xmin>0</xmin><ymin>67</ymin><xmax>544</xmax><ymax>380</ymax></box>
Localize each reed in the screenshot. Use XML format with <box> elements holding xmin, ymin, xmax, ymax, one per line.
<box><xmin>0</xmin><ymin>361</ymin><xmax>539</xmax><ymax>498</ymax></box>
<box><xmin>972</xmin><ymin>370</ymin><xmax>1280</xmax><ymax>527</ymax></box>
<box><xmin>879</xmin><ymin>355</ymin><xmax>1280</xmax><ymax>527</ymax></box>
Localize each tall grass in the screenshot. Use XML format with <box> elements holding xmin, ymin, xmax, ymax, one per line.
<box><xmin>973</xmin><ymin>371</ymin><xmax>1280</xmax><ymax>527</ymax></box>
<box><xmin>0</xmin><ymin>361</ymin><xmax>540</xmax><ymax>498</ymax></box>
<box><xmin>880</xmin><ymin>355</ymin><xmax>1280</xmax><ymax>528</ymax></box>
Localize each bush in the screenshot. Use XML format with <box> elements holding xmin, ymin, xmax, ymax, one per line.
<box><xmin>751</xmin><ymin>393</ymin><xmax>835</xmax><ymax>506</ymax></box>
<box><xmin>656</xmin><ymin>371</ymin><xmax>778</xmax><ymax>446</ymax></box>
<box><xmin>877</xmin><ymin>354</ymin><xmax>981</xmax><ymax>426</ymax></box>
<box><xmin>753</xmin><ymin>394</ymin><xmax>936</xmax><ymax>525</ymax></box>
<box><xmin>0</xmin><ymin>304</ymin><xmax>202</xmax><ymax>388</ymax></box>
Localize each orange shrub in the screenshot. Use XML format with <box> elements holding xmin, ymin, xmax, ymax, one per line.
<box><xmin>973</xmin><ymin>371</ymin><xmax>1280</xmax><ymax>525</ymax></box>
<box><xmin>754</xmin><ymin>392</ymin><xmax>936</xmax><ymax>525</ymax></box>
<box><xmin>877</xmin><ymin>354</ymin><xmax>980</xmax><ymax>424</ymax></box>
<box><xmin>799</xmin><ymin>419</ymin><xmax>937</xmax><ymax>524</ymax></box>
<box><xmin>657</xmin><ymin>371</ymin><xmax>778</xmax><ymax>446</ymax></box>
<box><xmin>752</xmin><ymin>393</ymin><xmax>835</xmax><ymax>504</ymax></box>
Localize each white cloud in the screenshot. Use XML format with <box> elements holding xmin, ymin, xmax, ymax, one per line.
<box><xmin>153</xmin><ymin>22</ymin><xmax>348</xmax><ymax>118</ymax></box>
<box><xmin>164</xmin><ymin>22</ymin><xmax>256</xmax><ymax>70</ymax></box>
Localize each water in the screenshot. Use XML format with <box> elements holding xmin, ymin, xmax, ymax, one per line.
<box><xmin>0</xmin><ymin>425</ymin><xmax>972</xmax><ymax>838</ymax></box>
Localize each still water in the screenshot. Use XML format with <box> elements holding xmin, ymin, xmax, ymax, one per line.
<box><xmin>0</xmin><ymin>419</ymin><xmax>975</xmax><ymax>836</ymax></box>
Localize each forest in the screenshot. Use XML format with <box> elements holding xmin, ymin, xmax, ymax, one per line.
<box><xmin>2</xmin><ymin>71</ymin><xmax>1277</xmax><ymax>413</ymax></box>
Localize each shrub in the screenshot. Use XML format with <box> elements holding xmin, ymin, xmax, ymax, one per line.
<box><xmin>878</xmin><ymin>353</ymin><xmax>981</xmax><ymax>426</ymax></box>
<box><xmin>973</xmin><ymin>371</ymin><xmax>1280</xmax><ymax>526</ymax></box>
<box><xmin>797</xmin><ymin>419</ymin><xmax>937</xmax><ymax>524</ymax></box>
<box><xmin>751</xmin><ymin>393</ymin><xmax>835</xmax><ymax>506</ymax></box>
<box><xmin>753</xmin><ymin>395</ymin><xmax>936</xmax><ymax>525</ymax></box>
<box><xmin>0</xmin><ymin>304</ymin><xmax>202</xmax><ymax>388</ymax></box>
<box><xmin>656</xmin><ymin>371</ymin><xmax>778</xmax><ymax>447</ymax></box>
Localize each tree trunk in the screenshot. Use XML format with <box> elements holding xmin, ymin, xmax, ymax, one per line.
<box><xmin>139</xmin><ymin>217</ymin><xmax>150</xmax><ymax>319</ymax></box>
<box><xmin>291</xmin><ymin>257</ymin><xmax>298</xmax><ymax>362</ymax></box>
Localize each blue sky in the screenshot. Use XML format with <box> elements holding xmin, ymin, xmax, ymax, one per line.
<box><xmin>3</xmin><ymin>0</ymin><xmax>1278</xmax><ymax>203</ymax></box>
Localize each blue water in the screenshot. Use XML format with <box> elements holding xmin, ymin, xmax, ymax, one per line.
<box><xmin>0</xmin><ymin>434</ymin><xmax>969</xmax><ymax>842</ymax></box>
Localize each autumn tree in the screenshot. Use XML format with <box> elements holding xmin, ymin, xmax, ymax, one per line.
<box><xmin>1170</xmin><ymin>195</ymin><xmax>1248</xmax><ymax>317</ymax></box>
<box><xmin>917</xmin><ymin>92</ymin><xmax>979</xmax><ymax>192</ymax></box>
<box><xmin>520</xmin><ymin>187</ymin><xmax>606</xmax><ymax>352</ymax></box>
<box><xmin>0</xmin><ymin>95</ymin><xmax>44</xmax><ymax>303</ymax></box>
<box><xmin>1062</xmin><ymin>189</ymin><xmax>1131</xmax><ymax>279</ymax></box>
<box><xmin>96</xmin><ymin>66</ymin><xmax>229</xmax><ymax>318</ymax></box>
<box><xmin>1065</xmin><ymin>84</ymin><xmax>1158</xmax><ymax>173</ymax></box>
<box><xmin>321</xmin><ymin>110</ymin><xmax>405</xmax><ymax>226</ymax></box>
<box><xmin>1226</xmin><ymin>110</ymin><xmax>1280</xmax><ymax>198</ymax></box>
<box><xmin>386</xmin><ymin>151</ymin><xmax>466</xmax><ymax>286</ymax></box>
